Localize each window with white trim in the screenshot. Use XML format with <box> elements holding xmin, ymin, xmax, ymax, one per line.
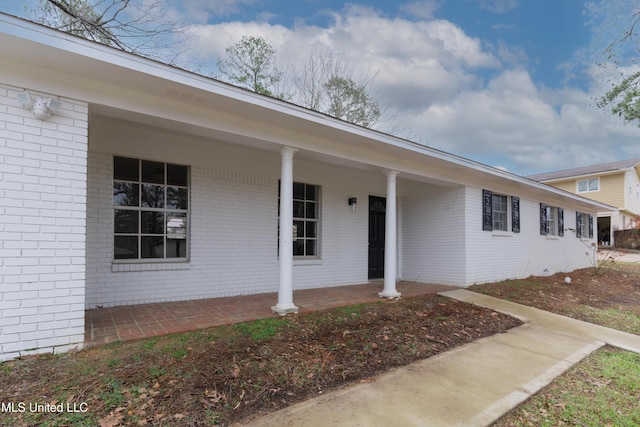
<box><xmin>575</xmin><ymin>212</ymin><xmax>593</xmax><ymax>239</ymax></box>
<box><xmin>113</xmin><ymin>156</ymin><xmax>189</xmax><ymax>260</ymax></box>
<box><xmin>540</xmin><ymin>204</ymin><xmax>564</xmax><ymax>237</ymax></box>
<box><xmin>279</xmin><ymin>182</ymin><xmax>320</xmax><ymax>257</ymax></box>
<box><xmin>492</xmin><ymin>194</ymin><xmax>508</xmax><ymax>231</ymax></box>
<box><xmin>577</xmin><ymin>178</ymin><xmax>599</xmax><ymax>193</ymax></box>
<box><xmin>482</xmin><ymin>190</ymin><xmax>519</xmax><ymax>233</ymax></box>
<box><xmin>547</xmin><ymin>206</ymin><xmax>557</xmax><ymax>236</ymax></box>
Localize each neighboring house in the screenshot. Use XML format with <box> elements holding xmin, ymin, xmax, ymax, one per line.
<box><xmin>0</xmin><ymin>14</ymin><xmax>614</xmax><ymax>361</ymax></box>
<box><xmin>528</xmin><ymin>159</ymin><xmax>640</xmax><ymax>245</ymax></box>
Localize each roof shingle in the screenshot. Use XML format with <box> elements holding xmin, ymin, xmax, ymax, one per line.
<box><xmin>528</xmin><ymin>158</ymin><xmax>640</xmax><ymax>182</ymax></box>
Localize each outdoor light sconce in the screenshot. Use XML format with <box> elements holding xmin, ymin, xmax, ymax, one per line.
<box><xmin>17</xmin><ymin>91</ymin><xmax>63</xmax><ymax>120</ymax></box>
<box><xmin>348</xmin><ymin>197</ymin><xmax>357</xmax><ymax>213</ymax></box>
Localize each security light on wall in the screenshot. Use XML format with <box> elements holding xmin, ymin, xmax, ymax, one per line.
<box><xmin>348</xmin><ymin>197</ymin><xmax>357</xmax><ymax>213</ymax></box>
<box><xmin>17</xmin><ymin>91</ymin><xmax>62</xmax><ymax>120</ymax></box>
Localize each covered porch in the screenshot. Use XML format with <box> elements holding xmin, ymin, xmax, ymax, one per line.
<box><xmin>85</xmin><ymin>282</ymin><xmax>457</xmax><ymax>347</ymax></box>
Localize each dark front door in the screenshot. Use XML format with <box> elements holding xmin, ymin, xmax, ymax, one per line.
<box><xmin>368</xmin><ymin>196</ymin><xmax>386</xmax><ymax>279</ymax></box>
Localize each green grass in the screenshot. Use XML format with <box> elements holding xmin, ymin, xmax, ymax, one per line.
<box><xmin>570</xmin><ymin>306</ymin><xmax>640</xmax><ymax>335</ymax></box>
<box><xmin>99</xmin><ymin>377</ymin><xmax>125</xmax><ymax>409</ymax></box>
<box><xmin>494</xmin><ymin>347</ymin><xmax>640</xmax><ymax>426</ymax></box>
<box><xmin>232</xmin><ymin>317</ymin><xmax>289</xmax><ymax>341</ymax></box>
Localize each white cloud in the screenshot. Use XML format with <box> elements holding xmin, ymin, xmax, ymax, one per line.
<box><xmin>182</xmin><ymin>3</ymin><xmax>640</xmax><ymax>173</ymax></box>
<box><xmin>399</xmin><ymin>0</ymin><xmax>441</xmax><ymax>19</ymax></box>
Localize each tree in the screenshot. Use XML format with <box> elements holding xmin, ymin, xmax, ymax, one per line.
<box><xmin>593</xmin><ymin>3</ymin><xmax>640</xmax><ymax>124</ymax></box>
<box><xmin>323</xmin><ymin>76</ymin><xmax>381</xmax><ymax>127</ymax></box>
<box><xmin>216</xmin><ymin>35</ymin><xmax>284</xmax><ymax>97</ymax></box>
<box><xmin>289</xmin><ymin>52</ymin><xmax>382</xmax><ymax>127</ymax></box>
<box><xmin>28</xmin><ymin>0</ymin><xmax>189</xmax><ymax>65</ymax></box>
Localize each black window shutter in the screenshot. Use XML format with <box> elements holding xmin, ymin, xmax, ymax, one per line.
<box><xmin>482</xmin><ymin>190</ymin><xmax>493</xmax><ymax>231</ymax></box>
<box><xmin>588</xmin><ymin>214</ymin><xmax>594</xmax><ymax>239</ymax></box>
<box><xmin>540</xmin><ymin>203</ymin><xmax>548</xmax><ymax>235</ymax></box>
<box><xmin>558</xmin><ymin>208</ymin><xmax>564</xmax><ymax>237</ymax></box>
<box><xmin>576</xmin><ymin>212</ymin><xmax>582</xmax><ymax>238</ymax></box>
<box><xmin>511</xmin><ymin>196</ymin><xmax>520</xmax><ymax>233</ymax></box>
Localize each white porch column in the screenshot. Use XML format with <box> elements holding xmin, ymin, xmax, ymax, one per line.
<box><xmin>272</xmin><ymin>146</ymin><xmax>300</xmax><ymax>314</ymax></box>
<box><xmin>379</xmin><ymin>170</ymin><xmax>401</xmax><ymax>299</ymax></box>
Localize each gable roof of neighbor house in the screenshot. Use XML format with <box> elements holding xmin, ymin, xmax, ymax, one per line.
<box><xmin>0</xmin><ymin>12</ymin><xmax>616</xmax><ymax>214</ymax></box>
<box><xmin>528</xmin><ymin>158</ymin><xmax>640</xmax><ymax>183</ymax></box>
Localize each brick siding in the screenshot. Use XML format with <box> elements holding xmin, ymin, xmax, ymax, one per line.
<box><xmin>0</xmin><ymin>85</ymin><xmax>88</xmax><ymax>361</ymax></box>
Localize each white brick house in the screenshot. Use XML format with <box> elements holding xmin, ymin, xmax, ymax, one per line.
<box><xmin>0</xmin><ymin>14</ymin><xmax>614</xmax><ymax>361</ymax></box>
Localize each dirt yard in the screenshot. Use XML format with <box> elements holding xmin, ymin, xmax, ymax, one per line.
<box><xmin>470</xmin><ymin>262</ymin><xmax>640</xmax><ymax>335</ymax></box>
<box><xmin>1</xmin><ymin>261</ymin><xmax>638</xmax><ymax>426</ymax></box>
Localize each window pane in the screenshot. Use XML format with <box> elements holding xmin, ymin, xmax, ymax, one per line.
<box><xmin>306</xmin><ymin>239</ymin><xmax>316</xmax><ymax>256</ymax></box>
<box><xmin>141</xmin><ymin>236</ymin><xmax>164</xmax><ymax>258</ymax></box>
<box><xmin>588</xmin><ymin>179</ymin><xmax>598</xmax><ymax>191</ymax></box>
<box><xmin>293</xmin><ymin>239</ymin><xmax>305</xmax><ymax>256</ymax></box>
<box><xmin>306</xmin><ymin>184</ymin><xmax>317</xmax><ymax>201</ymax></box>
<box><xmin>114</xmin><ymin>210</ymin><xmax>138</xmax><ymax>233</ymax></box>
<box><xmin>167</xmin><ymin>164</ymin><xmax>188</xmax><ymax>186</ymax></box>
<box><xmin>294</xmin><ymin>220</ymin><xmax>305</xmax><ymax>238</ymax></box>
<box><xmin>141</xmin><ymin>211</ymin><xmax>164</xmax><ymax>234</ymax></box>
<box><xmin>305</xmin><ymin>201</ymin><xmax>317</xmax><ymax>219</ymax></box>
<box><xmin>142</xmin><ymin>160</ymin><xmax>164</xmax><ymax>184</ymax></box>
<box><xmin>114</xmin><ymin>182</ymin><xmax>139</xmax><ymax>206</ymax></box>
<box><xmin>167</xmin><ymin>213</ymin><xmax>187</xmax><ymax>238</ymax></box>
<box><xmin>306</xmin><ymin>221</ymin><xmax>316</xmax><ymax>238</ymax></box>
<box><xmin>492</xmin><ymin>195</ymin><xmax>507</xmax><ymax>231</ymax></box>
<box><xmin>293</xmin><ymin>200</ymin><xmax>305</xmax><ymax>218</ymax></box>
<box><xmin>578</xmin><ymin>180</ymin><xmax>587</xmax><ymax>192</ymax></box>
<box><xmin>166</xmin><ymin>187</ymin><xmax>188</xmax><ymax>210</ymax></box>
<box><xmin>114</xmin><ymin>156</ymin><xmax>139</xmax><ymax>181</ymax></box>
<box><xmin>142</xmin><ymin>184</ymin><xmax>165</xmax><ymax>208</ymax></box>
<box><xmin>293</xmin><ymin>182</ymin><xmax>305</xmax><ymax>200</ymax></box>
<box><xmin>166</xmin><ymin>238</ymin><xmax>187</xmax><ymax>258</ymax></box>
<box><xmin>494</xmin><ymin>214</ymin><xmax>507</xmax><ymax>231</ymax></box>
<box><xmin>114</xmin><ymin>235</ymin><xmax>138</xmax><ymax>259</ymax></box>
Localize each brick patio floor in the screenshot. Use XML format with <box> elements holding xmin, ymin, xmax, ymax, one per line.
<box><xmin>85</xmin><ymin>282</ymin><xmax>457</xmax><ymax>347</ymax></box>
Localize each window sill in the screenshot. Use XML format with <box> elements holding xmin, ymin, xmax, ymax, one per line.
<box><xmin>491</xmin><ymin>231</ymin><xmax>512</xmax><ymax>237</ymax></box>
<box><xmin>545</xmin><ymin>235</ymin><xmax>560</xmax><ymax>240</ymax></box>
<box><xmin>293</xmin><ymin>257</ymin><xmax>322</xmax><ymax>266</ymax></box>
<box><xmin>112</xmin><ymin>261</ymin><xmax>191</xmax><ymax>272</ymax></box>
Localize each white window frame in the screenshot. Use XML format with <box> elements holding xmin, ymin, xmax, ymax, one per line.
<box><xmin>279</xmin><ymin>181</ymin><xmax>320</xmax><ymax>258</ymax></box>
<box><xmin>492</xmin><ymin>194</ymin><xmax>508</xmax><ymax>232</ymax></box>
<box><xmin>577</xmin><ymin>178</ymin><xmax>599</xmax><ymax>193</ymax></box>
<box><xmin>579</xmin><ymin>213</ymin><xmax>590</xmax><ymax>238</ymax></box>
<box><xmin>546</xmin><ymin>206</ymin><xmax>557</xmax><ymax>236</ymax></box>
<box><xmin>113</xmin><ymin>156</ymin><xmax>189</xmax><ymax>261</ymax></box>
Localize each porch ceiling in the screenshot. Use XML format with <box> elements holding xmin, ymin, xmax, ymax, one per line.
<box><xmin>90</xmin><ymin>107</ymin><xmax>461</xmax><ymax>190</ymax></box>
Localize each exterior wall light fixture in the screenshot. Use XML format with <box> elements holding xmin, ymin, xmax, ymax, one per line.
<box><xmin>17</xmin><ymin>91</ymin><xmax>63</xmax><ymax>120</ymax></box>
<box><xmin>348</xmin><ymin>197</ymin><xmax>357</xmax><ymax>213</ymax></box>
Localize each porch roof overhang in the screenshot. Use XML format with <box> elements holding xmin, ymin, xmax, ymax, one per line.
<box><xmin>0</xmin><ymin>13</ymin><xmax>614</xmax><ymax>214</ymax></box>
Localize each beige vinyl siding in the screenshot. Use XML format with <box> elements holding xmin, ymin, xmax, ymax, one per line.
<box><xmin>598</xmin><ymin>174</ymin><xmax>625</xmax><ymax>208</ymax></box>
<box><xmin>546</xmin><ymin>180</ymin><xmax>575</xmax><ymax>193</ymax></box>
<box><xmin>545</xmin><ymin>174</ymin><xmax>625</xmax><ymax>207</ymax></box>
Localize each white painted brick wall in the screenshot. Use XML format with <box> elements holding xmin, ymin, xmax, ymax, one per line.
<box><xmin>399</xmin><ymin>186</ymin><xmax>468</xmax><ymax>285</ymax></box>
<box><xmin>85</xmin><ymin>144</ymin><xmax>387</xmax><ymax>307</ymax></box>
<box><xmin>84</xmin><ymin>115</ymin><xmax>602</xmax><ymax>309</ymax></box>
<box><xmin>464</xmin><ymin>187</ymin><xmax>595</xmax><ymax>285</ymax></box>
<box><xmin>0</xmin><ymin>85</ymin><xmax>88</xmax><ymax>361</ymax></box>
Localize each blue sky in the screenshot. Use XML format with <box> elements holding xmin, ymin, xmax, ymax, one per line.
<box><xmin>3</xmin><ymin>0</ymin><xmax>639</xmax><ymax>174</ymax></box>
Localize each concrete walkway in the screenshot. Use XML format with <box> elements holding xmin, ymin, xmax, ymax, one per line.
<box><xmin>237</xmin><ymin>290</ymin><xmax>640</xmax><ymax>427</ymax></box>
